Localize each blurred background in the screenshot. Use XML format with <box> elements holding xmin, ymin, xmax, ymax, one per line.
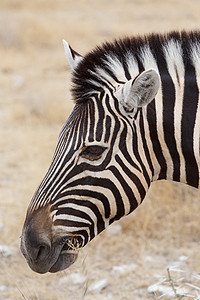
<box><xmin>1</xmin><ymin>0</ymin><xmax>200</xmax><ymax>299</ymax></box>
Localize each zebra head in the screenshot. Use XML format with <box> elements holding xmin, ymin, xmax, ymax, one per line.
<box><xmin>21</xmin><ymin>39</ymin><xmax>160</xmax><ymax>274</ymax></box>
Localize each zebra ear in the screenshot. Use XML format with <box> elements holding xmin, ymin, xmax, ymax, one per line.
<box><xmin>117</xmin><ymin>69</ymin><xmax>160</xmax><ymax>112</ymax></box>
<box><xmin>62</xmin><ymin>40</ymin><xmax>83</xmax><ymax>70</ymax></box>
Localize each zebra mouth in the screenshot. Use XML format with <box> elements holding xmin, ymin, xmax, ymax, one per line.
<box><xmin>49</xmin><ymin>241</ymin><xmax>78</xmax><ymax>273</ymax></box>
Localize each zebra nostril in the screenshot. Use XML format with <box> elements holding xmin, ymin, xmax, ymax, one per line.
<box><xmin>35</xmin><ymin>243</ymin><xmax>51</xmax><ymax>263</ymax></box>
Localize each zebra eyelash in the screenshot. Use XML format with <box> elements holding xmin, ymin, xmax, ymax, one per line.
<box><xmin>79</xmin><ymin>145</ymin><xmax>107</xmax><ymax>161</ymax></box>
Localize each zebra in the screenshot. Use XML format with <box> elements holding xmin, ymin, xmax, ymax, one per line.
<box><xmin>21</xmin><ymin>31</ymin><xmax>200</xmax><ymax>274</ymax></box>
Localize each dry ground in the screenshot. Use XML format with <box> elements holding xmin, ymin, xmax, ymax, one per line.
<box><xmin>1</xmin><ymin>0</ymin><xmax>200</xmax><ymax>299</ymax></box>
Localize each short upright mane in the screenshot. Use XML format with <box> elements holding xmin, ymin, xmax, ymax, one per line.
<box><xmin>71</xmin><ymin>31</ymin><xmax>200</xmax><ymax>103</ymax></box>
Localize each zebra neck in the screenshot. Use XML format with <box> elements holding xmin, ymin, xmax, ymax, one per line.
<box><xmin>143</xmin><ymin>86</ymin><xmax>200</xmax><ymax>189</ymax></box>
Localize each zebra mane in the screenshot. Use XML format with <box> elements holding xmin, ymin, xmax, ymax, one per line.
<box><xmin>71</xmin><ymin>31</ymin><xmax>200</xmax><ymax>103</ymax></box>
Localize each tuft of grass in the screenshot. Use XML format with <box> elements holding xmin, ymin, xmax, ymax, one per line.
<box><xmin>65</xmin><ymin>237</ymin><xmax>90</xmax><ymax>299</ymax></box>
<box><xmin>149</xmin><ymin>260</ymin><xmax>200</xmax><ymax>299</ymax></box>
<box><xmin>80</xmin><ymin>254</ymin><xmax>89</xmax><ymax>299</ymax></box>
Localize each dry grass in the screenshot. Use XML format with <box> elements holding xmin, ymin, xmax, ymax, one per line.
<box><xmin>1</xmin><ymin>0</ymin><xmax>200</xmax><ymax>299</ymax></box>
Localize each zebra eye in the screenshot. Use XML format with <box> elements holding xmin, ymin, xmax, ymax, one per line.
<box><xmin>80</xmin><ymin>145</ymin><xmax>106</xmax><ymax>161</ymax></box>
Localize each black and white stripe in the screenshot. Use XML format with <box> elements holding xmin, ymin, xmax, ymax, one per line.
<box><xmin>26</xmin><ymin>31</ymin><xmax>200</xmax><ymax>248</ymax></box>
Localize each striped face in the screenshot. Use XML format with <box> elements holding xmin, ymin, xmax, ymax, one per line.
<box><xmin>20</xmin><ymin>36</ymin><xmax>162</xmax><ymax>274</ymax></box>
<box><xmin>21</xmin><ymin>70</ymin><xmax>159</xmax><ymax>273</ymax></box>
<box><xmin>32</xmin><ymin>96</ymin><xmax>142</xmax><ymax>234</ymax></box>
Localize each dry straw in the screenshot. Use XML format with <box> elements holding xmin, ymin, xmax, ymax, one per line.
<box><xmin>65</xmin><ymin>238</ymin><xmax>89</xmax><ymax>299</ymax></box>
<box><xmin>150</xmin><ymin>262</ymin><xmax>200</xmax><ymax>299</ymax></box>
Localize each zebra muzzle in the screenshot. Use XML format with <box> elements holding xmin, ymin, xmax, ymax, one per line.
<box><xmin>20</xmin><ymin>206</ymin><xmax>79</xmax><ymax>274</ymax></box>
<box><xmin>20</xmin><ymin>230</ymin><xmax>79</xmax><ymax>273</ymax></box>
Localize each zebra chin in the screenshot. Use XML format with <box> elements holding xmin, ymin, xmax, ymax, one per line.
<box><xmin>48</xmin><ymin>250</ymin><xmax>78</xmax><ymax>273</ymax></box>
